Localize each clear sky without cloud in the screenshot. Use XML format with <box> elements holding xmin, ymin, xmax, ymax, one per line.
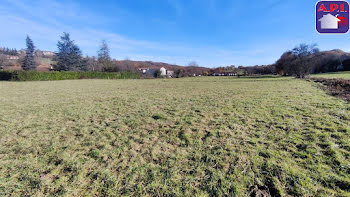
<box><xmin>0</xmin><ymin>0</ymin><xmax>349</xmax><ymax>67</ymax></box>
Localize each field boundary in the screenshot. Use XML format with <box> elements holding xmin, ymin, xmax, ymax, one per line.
<box><xmin>0</xmin><ymin>70</ymin><xmax>139</xmax><ymax>81</ymax></box>
<box><xmin>309</xmin><ymin>77</ymin><xmax>350</xmax><ymax>101</ymax></box>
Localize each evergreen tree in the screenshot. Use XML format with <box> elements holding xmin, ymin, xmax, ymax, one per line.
<box><xmin>97</xmin><ymin>40</ymin><xmax>113</xmax><ymax>71</ymax></box>
<box><xmin>55</xmin><ymin>32</ymin><xmax>87</xmax><ymax>71</ymax></box>
<box><xmin>22</xmin><ymin>36</ymin><xmax>37</xmax><ymax>71</ymax></box>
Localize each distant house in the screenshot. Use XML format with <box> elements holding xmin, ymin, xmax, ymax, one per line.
<box><xmin>6</xmin><ymin>55</ymin><xmax>19</xmax><ymax>60</ymax></box>
<box><xmin>139</xmin><ymin>67</ymin><xmax>174</xmax><ymax>78</ymax></box>
<box><xmin>42</xmin><ymin>51</ymin><xmax>55</xmax><ymax>57</ymax></box>
<box><xmin>160</xmin><ymin>67</ymin><xmax>175</xmax><ymax>78</ymax></box>
<box><xmin>35</xmin><ymin>50</ymin><xmax>55</xmax><ymax>57</ymax></box>
<box><xmin>160</xmin><ymin>67</ymin><xmax>167</xmax><ymax>76</ymax></box>
<box><xmin>167</xmin><ymin>70</ymin><xmax>174</xmax><ymax>78</ymax></box>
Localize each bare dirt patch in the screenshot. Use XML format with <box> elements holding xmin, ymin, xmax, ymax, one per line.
<box><xmin>310</xmin><ymin>78</ymin><xmax>350</xmax><ymax>101</ymax></box>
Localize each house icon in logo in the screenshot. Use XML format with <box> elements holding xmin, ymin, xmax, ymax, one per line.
<box><xmin>319</xmin><ymin>13</ymin><xmax>341</xmax><ymax>29</ymax></box>
<box><xmin>316</xmin><ymin>1</ymin><xmax>349</xmax><ymax>33</ymax></box>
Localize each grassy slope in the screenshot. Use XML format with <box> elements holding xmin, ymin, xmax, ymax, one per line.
<box><xmin>311</xmin><ymin>71</ymin><xmax>350</xmax><ymax>79</ymax></box>
<box><xmin>0</xmin><ymin>77</ymin><xmax>349</xmax><ymax>196</ymax></box>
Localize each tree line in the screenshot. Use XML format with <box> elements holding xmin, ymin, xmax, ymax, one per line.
<box><xmin>0</xmin><ymin>48</ymin><xmax>18</xmax><ymax>56</ymax></box>
<box><xmin>2</xmin><ymin>33</ymin><xmax>135</xmax><ymax>72</ymax></box>
<box><xmin>275</xmin><ymin>44</ymin><xmax>350</xmax><ymax>78</ymax></box>
<box><xmin>216</xmin><ymin>43</ymin><xmax>350</xmax><ymax>78</ymax></box>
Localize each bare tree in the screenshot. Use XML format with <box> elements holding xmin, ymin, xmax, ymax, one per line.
<box><xmin>85</xmin><ymin>56</ymin><xmax>102</xmax><ymax>71</ymax></box>
<box><xmin>98</xmin><ymin>40</ymin><xmax>113</xmax><ymax>71</ymax></box>
<box><xmin>188</xmin><ymin>61</ymin><xmax>199</xmax><ymax>67</ymax></box>
<box><xmin>275</xmin><ymin>44</ymin><xmax>319</xmax><ymax>78</ymax></box>
<box><xmin>290</xmin><ymin>43</ymin><xmax>319</xmax><ymax>78</ymax></box>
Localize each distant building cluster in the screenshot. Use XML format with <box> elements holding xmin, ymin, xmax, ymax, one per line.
<box><xmin>211</xmin><ymin>72</ymin><xmax>237</xmax><ymax>76</ymax></box>
<box><xmin>4</xmin><ymin>55</ymin><xmax>19</xmax><ymax>60</ymax></box>
<box><xmin>18</xmin><ymin>50</ymin><xmax>56</xmax><ymax>57</ymax></box>
<box><xmin>138</xmin><ymin>67</ymin><xmax>174</xmax><ymax>78</ymax></box>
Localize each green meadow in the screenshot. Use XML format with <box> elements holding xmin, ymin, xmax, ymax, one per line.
<box><xmin>0</xmin><ymin>77</ymin><xmax>349</xmax><ymax>196</ymax></box>
<box><xmin>311</xmin><ymin>71</ymin><xmax>350</xmax><ymax>79</ymax></box>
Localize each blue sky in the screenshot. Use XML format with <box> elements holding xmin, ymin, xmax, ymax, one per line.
<box><xmin>0</xmin><ymin>0</ymin><xmax>349</xmax><ymax>67</ymax></box>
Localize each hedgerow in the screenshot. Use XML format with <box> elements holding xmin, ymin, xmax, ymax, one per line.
<box><xmin>0</xmin><ymin>70</ymin><xmax>139</xmax><ymax>81</ymax></box>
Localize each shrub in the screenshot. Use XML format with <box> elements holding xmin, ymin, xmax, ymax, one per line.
<box><xmin>0</xmin><ymin>71</ymin><xmax>139</xmax><ymax>81</ymax></box>
<box><xmin>0</xmin><ymin>71</ymin><xmax>13</xmax><ymax>80</ymax></box>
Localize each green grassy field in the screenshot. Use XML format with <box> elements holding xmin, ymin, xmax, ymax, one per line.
<box><xmin>311</xmin><ymin>71</ymin><xmax>350</xmax><ymax>79</ymax></box>
<box><xmin>0</xmin><ymin>77</ymin><xmax>349</xmax><ymax>196</ymax></box>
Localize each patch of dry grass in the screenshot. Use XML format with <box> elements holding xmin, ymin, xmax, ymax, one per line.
<box><xmin>0</xmin><ymin>77</ymin><xmax>349</xmax><ymax>196</ymax></box>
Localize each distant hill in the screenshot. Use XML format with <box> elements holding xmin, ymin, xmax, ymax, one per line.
<box><xmin>316</xmin><ymin>49</ymin><xmax>350</xmax><ymax>61</ymax></box>
<box><xmin>113</xmin><ymin>60</ymin><xmax>211</xmax><ymax>72</ymax></box>
<box><xmin>309</xmin><ymin>49</ymin><xmax>350</xmax><ymax>72</ymax></box>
